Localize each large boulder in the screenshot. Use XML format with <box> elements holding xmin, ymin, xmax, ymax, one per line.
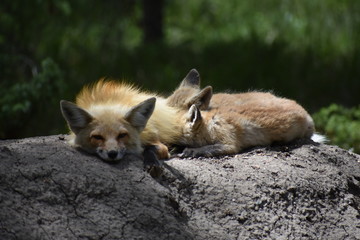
<box><xmin>1</xmin><ymin>135</ymin><xmax>359</xmax><ymax>239</ymax></box>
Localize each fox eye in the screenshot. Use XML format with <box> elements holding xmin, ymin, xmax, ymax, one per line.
<box><xmin>117</xmin><ymin>133</ymin><xmax>128</xmax><ymax>139</ymax></box>
<box><xmin>91</xmin><ymin>135</ymin><xmax>104</xmax><ymax>140</ymax></box>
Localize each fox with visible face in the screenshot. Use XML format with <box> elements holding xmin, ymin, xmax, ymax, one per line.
<box><xmin>168</xmin><ymin>69</ymin><xmax>317</xmax><ymax>157</ymax></box>
<box><xmin>60</xmin><ymin>80</ymin><xmax>184</xmax><ymax>162</ymax></box>
<box><xmin>60</xmin><ymin>98</ymin><xmax>156</xmax><ymax>161</ymax></box>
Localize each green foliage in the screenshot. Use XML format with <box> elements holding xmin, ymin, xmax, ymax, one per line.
<box><xmin>1</xmin><ymin>0</ymin><xmax>360</xmax><ymax>141</ymax></box>
<box><xmin>0</xmin><ymin>58</ymin><xmax>65</xmax><ymax>138</ymax></box>
<box><xmin>313</xmin><ymin>104</ymin><xmax>360</xmax><ymax>153</ymax></box>
<box><xmin>165</xmin><ymin>0</ymin><xmax>360</xmax><ymax>57</ymax></box>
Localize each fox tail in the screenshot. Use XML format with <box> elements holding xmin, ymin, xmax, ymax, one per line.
<box><xmin>311</xmin><ymin>133</ymin><xmax>328</xmax><ymax>143</ymax></box>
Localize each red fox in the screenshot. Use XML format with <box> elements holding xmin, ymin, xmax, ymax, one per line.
<box><xmin>60</xmin><ymin>80</ymin><xmax>184</xmax><ymax>162</ymax></box>
<box><xmin>168</xmin><ymin>69</ymin><xmax>317</xmax><ymax>157</ymax></box>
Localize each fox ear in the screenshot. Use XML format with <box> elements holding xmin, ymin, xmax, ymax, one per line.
<box><xmin>125</xmin><ymin>97</ymin><xmax>156</xmax><ymax>131</ymax></box>
<box><xmin>60</xmin><ymin>100</ymin><xmax>93</xmax><ymax>134</ymax></box>
<box><xmin>187</xmin><ymin>104</ymin><xmax>202</xmax><ymax>128</ymax></box>
<box><xmin>188</xmin><ymin>86</ymin><xmax>213</xmax><ymax>110</ymax></box>
<box><xmin>180</xmin><ymin>69</ymin><xmax>200</xmax><ymax>88</ymax></box>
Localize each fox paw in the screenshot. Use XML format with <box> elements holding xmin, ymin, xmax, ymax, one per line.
<box><xmin>155</xmin><ymin>144</ymin><xmax>170</xmax><ymax>159</ymax></box>
<box><xmin>143</xmin><ymin>156</ymin><xmax>163</xmax><ymax>177</ymax></box>
<box><xmin>143</xmin><ymin>146</ymin><xmax>163</xmax><ymax>178</ymax></box>
<box><xmin>144</xmin><ymin>164</ymin><xmax>164</xmax><ymax>178</ymax></box>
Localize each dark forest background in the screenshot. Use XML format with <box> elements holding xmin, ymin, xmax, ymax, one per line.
<box><xmin>1</xmin><ymin>0</ymin><xmax>359</xmax><ymax>151</ymax></box>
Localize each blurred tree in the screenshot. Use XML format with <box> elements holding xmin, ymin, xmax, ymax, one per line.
<box><xmin>0</xmin><ymin>58</ymin><xmax>65</xmax><ymax>138</ymax></box>
<box><xmin>0</xmin><ymin>0</ymin><xmax>138</xmax><ymax>138</ymax></box>
<box><xmin>141</xmin><ymin>0</ymin><xmax>165</xmax><ymax>43</ymax></box>
<box><xmin>0</xmin><ymin>0</ymin><xmax>359</xmax><ymax>141</ymax></box>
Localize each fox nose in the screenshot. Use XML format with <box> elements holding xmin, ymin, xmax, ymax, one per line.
<box><xmin>108</xmin><ymin>150</ymin><xmax>118</xmax><ymax>159</ymax></box>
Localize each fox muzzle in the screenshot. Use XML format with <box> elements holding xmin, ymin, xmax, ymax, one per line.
<box><xmin>96</xmin><ymin>148</ymin><xmax>127</xmax><ymax>162</ymax></box>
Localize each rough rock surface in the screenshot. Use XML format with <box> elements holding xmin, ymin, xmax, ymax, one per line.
<box><xmin>0</xmin><ymin>135</ymin><xmax>360</xmax><ymax>239</ymax></box>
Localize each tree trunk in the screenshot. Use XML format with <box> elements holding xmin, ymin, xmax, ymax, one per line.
<box><xmin>142</xmin><ymin>0</ymin><xmax>164</xmax><ymax>43</ymax></box>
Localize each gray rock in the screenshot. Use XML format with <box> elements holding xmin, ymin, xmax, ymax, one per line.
<box><xmin>1</xmin><ymin>135</ymin><xmax>359</xmax><ymax>239</ymax></box>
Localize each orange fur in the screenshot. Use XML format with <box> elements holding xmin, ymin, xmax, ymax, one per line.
<box><xmin>61</xmin><ymin>79</ymin><xmax>184</xmax><ymax>161</ymax></box>
<box><xmin>168</xmin><ymin>70</ymin><xmax>315</xmax><ymax>157</ymax></box>
<box><xmin>77</xmin><ymin>79</ymin><xmax>184</xmax><ymax>145</ymax></box>
<box><xmin>178</xmin><ymin>93</ymin><xmax>314</xmax><ymax>157</ymax></box>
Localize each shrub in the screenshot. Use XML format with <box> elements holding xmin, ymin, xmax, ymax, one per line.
<box><xmin>0</xmin><ymin>58</ymin><xmax>65</xmax><ymax>138</ymax></box>
<box><xmin>312</xmin><ymin>104</ymin><xmax>360</xmax><ymax>153</ymax></box>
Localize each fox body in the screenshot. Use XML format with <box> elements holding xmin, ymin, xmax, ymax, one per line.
<box><xmin>168</xmin><ymin>69</ymin><xmax>315</xmax><ymax>157</ymax></box>
<box><xmin>61</xmin><ymin>80</ymin><xmax>183</xmax><ymax>161</ymax></box>
<box><xmin>180</xmin><ymin>94</ymin><xmax>314</xmax><ymax>157</ymax></box>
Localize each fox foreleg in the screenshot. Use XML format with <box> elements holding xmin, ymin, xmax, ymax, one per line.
<box><xmin>143</xmin><ymin>145</ymin><xmax>164</xmax><ymax>178</ymax></box>
<box><xmin>180</xmin><ymin>144</ymin><xmax>238</xmax><ymax>158</ymax></box>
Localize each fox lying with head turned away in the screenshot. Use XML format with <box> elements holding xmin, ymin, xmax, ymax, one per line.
<box><xmin>167</xmin><ymin>69</ymin><xmax>321</xmax><ymax>157</ymax></box>
<box><xmin>60</xmin><ymin>80</ymin><xmax>186</xmax><ymax>162</ymax></box>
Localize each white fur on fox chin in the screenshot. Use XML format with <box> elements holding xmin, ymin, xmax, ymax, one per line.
<box><xmin>311</xmin><ymin>133</ymin><xmax>328</xmax><ymax>143</ymax></box>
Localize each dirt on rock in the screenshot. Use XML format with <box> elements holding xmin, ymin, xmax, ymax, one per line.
<box><xmin>0</xmin><ymin>135</ymin><xmax>360</xmax><ymax>239</ymax></box>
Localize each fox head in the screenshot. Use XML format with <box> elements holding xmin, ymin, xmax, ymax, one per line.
<box><xmin>167</xmin><ymin>69</ymin><xmax>213</xmax><ymax>110</ymax></box>
<box><xmin>181</xmin><ymin>104</ymin><xmax>212</xmax><ymax>147</ymax></box>
<box><xmin>60</xmin><ymin>98</ymin><xmax>156</xmax><ymax>162</ymax></box>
